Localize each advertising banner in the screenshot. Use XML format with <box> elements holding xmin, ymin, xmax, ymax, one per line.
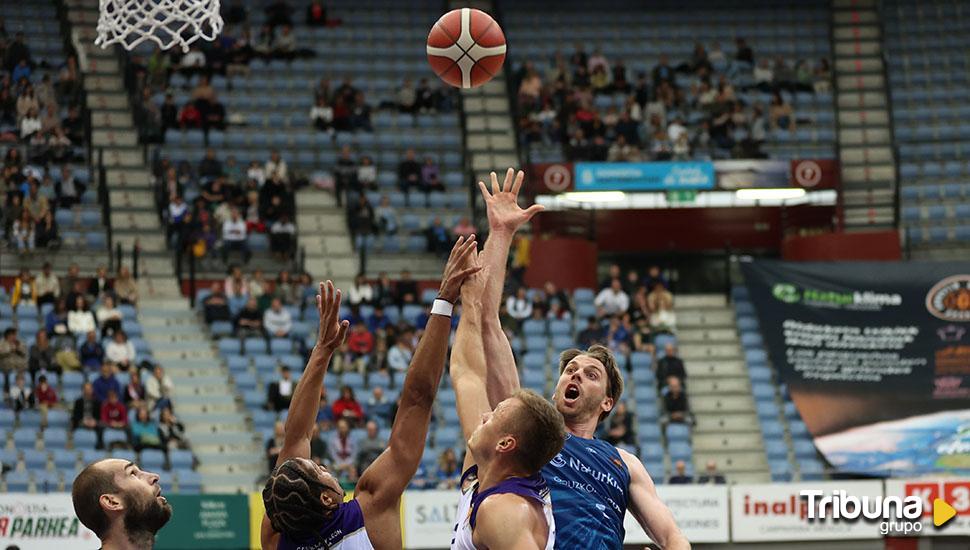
<box><xmin>155</xmin><ymin>494</ymin><xmax>250</xmax><ymax>550</ymax></box>
<box><xmin>730</xmin><ymin>481</ymin><xmax>884</xmax><ymax>542</ymax></box>
<box><xmin>575</xmin><ymin>161</ymin><xmax>715</xmax><ymax>191</ymax></box>
<box><xmin>741</xmin><ymin>260</ymin><xmax>970</xmax><ymax>477</ymax></box>
<box><xmin>528</xmin><ymin>162</ymin><xmax>574</xmax><ymax>194</ymax></box>
<box><xmin>402</xmin><ymin>490</ymin><xmax>459</xmax><ymax>549</ymax></box>
<box><xmin>0</xmin><ymin>493</ymin><xmax>98</xmax><ymax>550</ymax></box>
<box><xmin>623</xmin><ymin>484</ymin><xmax>729</xmax><ymax>543</ymax></box>
<box><xmin>790</xmin><ymin>159</ymin><xmax>840</xmax><ymax>190</ymax></box>
<box><xmin>714</xmin><ymin>159</ymin><xmax>791</xmax><ymax>190</ymax></box>
<box><xmin>884</xmin><ymin>478</ymin><xmax>970</xmax><ymax>536</ymax></box>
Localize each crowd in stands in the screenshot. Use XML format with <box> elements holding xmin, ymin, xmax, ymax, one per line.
<box><xmin>668</xmin><ymin>459</ymin><xmax>726</xmax><ymax>485</ymax></box>
<box><xmin>154</xmin><ymin>148</ymin><xmax>297</xmax><ymax>263</ymax></box>
<box><xmin>513</xmin><ymin>40</ymin><xmax>831</xmax><ymax>161</ymax></box>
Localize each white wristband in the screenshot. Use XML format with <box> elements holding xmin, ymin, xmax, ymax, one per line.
<box><xmin>430</xmin><ymin>299</ymin><xmax>454</xmax><ymax>318</ymax></box>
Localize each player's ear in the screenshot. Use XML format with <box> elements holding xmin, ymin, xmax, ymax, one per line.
<box><xmin>600</xmin><ymin>396</ymin><xmax>614</xmax><ymax>417</ymax></box>
<box><xmin>320</xmin><ymin>491</ymin><xmax>337</xmax><ymax>509</ymax></box>
<box><xmin>496</xmin><ymin>434</ymin><xmax>517</xmax><ymax>454</ymax></box>
<box><xmin>100</xmin><ymin>493</ymin><xmax>124</xmax><ymax>513</ymax></box>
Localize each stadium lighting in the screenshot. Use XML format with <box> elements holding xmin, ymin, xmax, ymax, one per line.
<box><xmin>559</xmin><ymin>191</ymin><xmax>627</xmax><ymax>202</ymax></box>
<box><xmin>735</xmin><ymin>188</ymin><xmax>807</xmax><ymax>201</ymax></box>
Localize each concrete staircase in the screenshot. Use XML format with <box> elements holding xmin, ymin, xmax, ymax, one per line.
<box><xmin>675</xmin><ymin>294</ymin><xmax>770</xmax><ymax>483</ymax></box>
<box><xmin>831</xmin><ymin>0</ymin><xmax>898</xmax><ymax>230</ymax></box>
<box><xmin>295</xmin><ymin>189</ymin><xmax>358</xmax><ymax>289</ymax></box>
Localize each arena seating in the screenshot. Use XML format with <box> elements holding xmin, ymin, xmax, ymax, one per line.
<box><xmin>884</xmin><ymin>0</ymin><xmax>970</xmax><ymax>246</ymax></box>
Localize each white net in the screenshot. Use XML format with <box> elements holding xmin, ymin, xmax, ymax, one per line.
<box><xmin>95</xmin><ymin>0</ymin><xmax>224</xmax><ymax>52</ymax></box>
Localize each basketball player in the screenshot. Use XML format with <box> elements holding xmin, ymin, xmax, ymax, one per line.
<box><xmin>72</xmin><ymin>459</ymin><xmax>173</xmax><ymax>549</ymax></box>
<box><xmin>477</xmin><ymin>169</ymin><xmax>690</xmax><ymax>549</ymax></box>
<box><xmin>449</xmin><ymin>242</ymin><xmax>566</xmax><ymax>549</ymax></box>
<box><xmin>260</xmin><ymin>236</ymin><xmax>480</xmax><ymax>549</ymax></box>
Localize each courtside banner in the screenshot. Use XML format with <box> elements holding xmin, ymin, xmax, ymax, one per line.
<box><xmin>402</xmin><ymin>490</ymin><xmax>459</xmax><ymax>549</ymax></box>
<box><xmin>731</xmin><ymin>481</ymin><xmax>884</xmax><ymax>542</ymax></box>
<box><xmin>623</xmin><ymin>484</ymin><xmax>729</xmax><ymax>543</ymax></box>
<box><xmin>155</xmin><ymin>494</ymin><xmax>249</xmax><ymax>550</ymax></box>
<box><xmin>575</xmin><ymin>161</ymin><xmax>715</xmax><ymax>191</ymax></box>
<box><xmin>741</xmin><ymin>259</ymin><xmax>970</xmax><ymax>477</ymax></box>
<box><xmin>0</xmin><ymin>493</ymin><xmax>98</xmax><ymax>549</ymax></box>
<box><xmin>885</xmin><ymin>479</ymin><xmax>970</xmax><ymax>536</ymax></box>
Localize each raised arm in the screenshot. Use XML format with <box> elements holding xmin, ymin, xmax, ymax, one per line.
<box><xmin>479</xmin><ymin>168</ymin><xmax>544</xmax><ymax>406</ymax></box>
<box><xmin>619</xmin><ymin>448</ymin><xmax>691</xmax><ymax>550</ymax></box>
<box><xmin>277</xmin><ymin>281</ymin><xmax>349</xmax><ymax>465</ymax></box>
<box><xmin>355</xmin><ymin>236</ymin><xmax>480</xmax><ymax>544</ymax></box>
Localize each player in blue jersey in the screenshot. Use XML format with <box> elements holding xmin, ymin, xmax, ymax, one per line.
<box><xmin>260</xmin><ymin>236</ymin><xmax>480</xmax><ymax>550</ymax></box>
<box><xmin>476</xmin><ymin>168</ymin><xmax>690</xmax><ymax>550</ymax></box>
<box><xmin>449</xmin><ymin>240</ymin><xmax>565</xmax><ymax>549</ymax></box>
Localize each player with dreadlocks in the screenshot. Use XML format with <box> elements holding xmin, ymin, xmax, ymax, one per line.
<box><xmin>260</xmin><ymin>235</ymin><xmax>481</xmax><ymax>550</ymax></box>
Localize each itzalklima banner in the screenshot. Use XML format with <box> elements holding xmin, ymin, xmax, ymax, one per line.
<box><xmin>741</xmin><ymin>259</ymin><xmax>970</xmax><ymax>477</ymax></box>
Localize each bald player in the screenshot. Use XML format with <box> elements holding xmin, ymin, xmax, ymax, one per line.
<box><xmin>477</xmin><ymin>168</ymin><xmax>690</xmax><ymax>550</ymax></box>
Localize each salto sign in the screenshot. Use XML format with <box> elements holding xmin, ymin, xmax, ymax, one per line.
<box><xmin>801</xmin><ymin>489</ymin><xmax>957</xmax><ymax>535</ymax></box>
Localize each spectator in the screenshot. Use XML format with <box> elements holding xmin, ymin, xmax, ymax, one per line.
<box><xmin>397</xmin><ymin>78</ymin><xmax>416</xmax><ymax>113</ymax></box>
<box><xmin>506</xmin><ymin>287</ymin><xmax>534</xmax><ymax>324</ymax></box>
<box><xmin>435</xmin><ymin>448</ymin><xmax>462</xmax><ymax>490</ymax></box>
<box><xmin>202</xmin><ymin>282</ymin><xmax>231</xmax><ymax>324</ymax></box>
<box><xmin>11</xmin><ymin>209</ymin><xmax>34</xmax><ymax>251</ymax></box>
<box><xmin>71</xmin><ymin>382</ymin><xmax>101</xmax><ymax>436</ymax></box>
<box><xmin>697</xmin><ymin>460</ymin><xmax>726</xmax><ymax>484</ymax></box>
<box><xmin>648</xmin><ymin>282</ymin><xmax>677</xmax><ymax>333</ymax></box>
<box><xmin>668</xmin><ymin>460</ymin><xmax>693</xmax><ymax>484</ymax></box>
<box><xmin>735</xmin><ymin>37</ymin><xmax>754</xmax><ymax>64</ymax></box>
<box><xmin>605</xmin><ymin>316</ymin><xmax>632</xmax><ymax>356</ymax></box>
<box><xmin>34</xmin><ymin>374</ymin><xmax>57</xmax><ymax>408</ymax></box>
<box><xmin>234</xmin><ymin>296</ymin><xmax>264</xmax><ymax>338</ymax></box>
<box><xmin>656</xmin><ymin>343</ymin><xmax>686</xmax><ymax>389</ymax></box>
<box><xmin>114</xmin><ymin>266</ymin><xmax>138</xmax><ymax>306</ymax></box>
<box><xmin>662</xmin><ymin>376</ymin><xmax>691</xmax><ymax>425</ymax></box>
<box><xmin>159</xmin><ymin>407</ymin><xmax>187</xmax><ymax>450</ymax></box>
<box><xmin>100</xmin><ymin>389</ymin><xmax>127</xmax><ymax>430</ymax></box>
<box><xmin>310</xmin><ymin>96</ymin><xmax>334</xmax><ymax>133</ymax></box>
<box><xmin>595</xmin><ymin>279</ymin><xmax>630</xmax><ymax>316</ymax></box>
<box><xmin>452</xmin><ymin>217</ymin><xmax>476</xmax><ymax>240</ymax></box>
<box><xmin>28</xmin><ymin>330</ymin><xmax>57</xmax><ymax>381</ymax></box>
<box><xmin>348</xmin><ymin>194</ymin><xmax>375</xmax><ymax>251</ymax></box>
<box><xmin>316</xmin><ymin>389</ymin><xmax>335</xmax><ymax>431</ymax></box>
<box><xmin>221</xmin><ymin>208</ymin><xmax>251</xmax><ymax>264</ymax></box>
<box><xmin>643</xmin><ymin>265</ymin><xmax>667</xmax><ymax>290</ymax></box>
<box><xmin>577</xmin><ymin>317</ymin><xmax>604</xmax><ymax>348</ymax></box>
<box><xmin>266</xmin><ymin>365</ymin><xmax>294</xmax><ymax>412</ymax></box>
<box><xmin>264</xmin><ymin>150</ymin><xmax>288</xmax><ymax>182</ymax></box>
<box><xmin>374</xmin><ymin>195</ymin><xmax>398</xmax><ymax>235</ymax></box>
<box><xmin>145</xmin><ymin>365</ymin><xmax>173</xmax><ymax>411</ymax></box>
<box><xmin>33</xmin><ymin>209</ymin><xmax>58</xmax><ymax>248</ymax></box>
<box><xmin>266</xmin><ymin>421</ymin><xmax>285</xmax><ymax>473</ymax></box>
<box><xmin>224</xmin><ymin>265</ymin><xmax>250</xmax><ymax>299</ymax></box>
<box><xmin>396</xmin><ymin>270</ymin><xmax>418</xmax><ymax>305</ymax></box>
<box><xmin>130</xmin><ymin>406</ymin><xmax>163</xmax><ymax>451</ymax></box>
<box><xmin>387</xmin><ymin>331</ymin><xmax>413</xmax><ymax>376</ymax></box>
<box><xmin>769</xmin><ymin>91</ymin><xmax>795</xmax><ymax>131</ymax></box>
<box><xmin>350</xmin><ymin>91</ymin><xmax>373</xmax><ymax>132</ymax></box>
<box><xmin>273</xmin><ymin>270</ymin><xmax>300</xmax><ymax>306</ymax></box>
<box><xmin>652</xmin><ymin>53</ymin><xmax>674</xmax><ymax>87</ymax></box>
<box><xmin>0</xmin><ymin>327</ymin><xmax>28</xmax><ymax>375</ymax></box>
<box><xmin>355</xmin><ymin>420</ymin><xmax>385</xmax><ymax>474</ymax></box>
<box><xmin>263</xmin><ymin>298</ymin><xmax>292</xmax><ymax>338</ymax></box>
<box><xmin>346</xmin><ymin>324</ymin><xmax>374</xmax><ymax>373</ymax></box>
<box><xmin>604</xmin><ymin>400</ymin><xmax>635</xmax><ymax>447</ymax></box>
<box><xmin>96</xmin><ymin>295</ymin><xmax>123</xmax><ymax>338</ymax></box>
<box><xmin>332</xmin><ymin>385</ymin><xmax>365</xmax><ymax>425</ymax></box>
<box><xmin>599</xmin><ymin>264</ymin><xmax>622</xmax><ymax>289</ymax></box>
<box><xmin>198</xmin><ymin>148</ymin><xmax>223</xmax><ymax>179</ymax></box>
<box><xmin>123</xmin><ymin>369</ymin><xmax>146</xmax><ymax>408</ymax></box>
<box><xmin>88</xmin><ymin>265</ymin><xmax>112</xmax><ymax>300</ymax></box>
<box><xmin>306</xmin><ymin>0</ymin><xmax>326</xmax><ymax>26</ymax></box>
<box><xmin>366</xmin><ymin>306</ymin><xmax>391</xmax><ymax>335</ymax></box>
<box><xmin>396</xmin><ymin>149</ymin><xmax>421</xmax><ymax>206</ymax></box>
<box><xmin>328</xmin><ymin>418</ymin><xmax>358</xmax><ymax>482</ymax></box>
<box><xmin>357</xmin><ymin>155</ymin><xmax>376</xmax><ymax>190</ymax></box>
<box><xmin>67</xmin><ymin>295</ymin><xmax>97</xmax><ymax>336</ymax></box>
<box><xmin>105</xmin><ymin>330</ymin><xmax>136</xmax><ymax>371</ymax></box>
<box><xmin>92</xmin><ymin>363</ymin><xmax>120</xmax><ymax>402</ymax></box>
<box><xmin>348</xmin><ymin>274</ymin><xmax>374</xmax><ymax>306</ymax></box>
<box><xmin>273</xmin><ymin>25</ymin><xmax>295</xmax><ymax>60</ymax></box>
<box><xmin>8</xmin><ymin>372</ymin><xmax>34</xmax><ymax>411</ymax></box>
<box><xmin>34</xmin><ymin>262</ymin><xmax>60</xmax><ymax>306</ymax></box>
<box><xmin>367</xmin><ymin>386</ymin><xmax>393</xmax><ymax>426</ymax></box>
<box><xmin>78</xmin><ymin>331</ymin><xmax>105</xmax><ymax>369</ymax></box>
<box><xmin>425</xmin><ymin>216</ymin><xmax>450</xmax><ymax>256</ymax></box>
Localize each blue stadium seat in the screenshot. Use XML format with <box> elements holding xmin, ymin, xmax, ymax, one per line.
<box><xmin>72</xmin><ymin>430</ymin><xmax>99</xmax><ymax>449</ymax></box>
<box><xmin>5</xmin><ymin>471</ymin><xmax>30</xmax><ymax>492</ymax></box>
<box><xmin>522</xmin><ymin>319</ymin><xmax>547</xmax><ymax>336</ymax></box>
<box><xmin>244</xmin><ymin>337</ymin><xmax>268</xmax><ymax>355</ymax></box>
<box><xmin>140</xmin><ymin>449</ymin><xmax>167</xmax><ymax>471</ymax></box>
<box><xmin>665</xmin><ymin>423</ymin><xmax>690</xmax><ymax>443</ymax></box>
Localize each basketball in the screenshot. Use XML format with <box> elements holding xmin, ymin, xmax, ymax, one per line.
<box><xmin>426</xmin><ymin>8</ymin><xmax>506</xmax><ymax>89</ymax></box>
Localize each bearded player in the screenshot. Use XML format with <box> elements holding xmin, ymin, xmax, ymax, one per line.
<box><xmin>449</xmin><ymin>239</ymin><xmax>566</xmax><ymax>549</ymax></box>
<box><xmin>477</xmin><ymin>168</ymin><xmax>690</xmax><ymax>550</ymax></box>
<box><xmin>72</xmin><ymin>459</ymin><xmax>173</xmax><ymax>549</ymax></box>
<box><xmin>260</xmin><ymin>237</ymin><xmax>479</xmax><ymax>549</ymax></box>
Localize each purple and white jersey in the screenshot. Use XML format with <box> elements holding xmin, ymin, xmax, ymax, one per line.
<box><xmin>451</xmin><ymin>465</ymin><xmax>556</xmax><ymax>550</ymax></box>
<box><xmin>278</xmin><ymin>498</ymin><xmax>372</xmax><ymax>550</ymax></box>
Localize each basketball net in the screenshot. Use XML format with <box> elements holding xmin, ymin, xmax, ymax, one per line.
<box><xmin>95</xmin><ymin>0</ymin><xmax>224</xmax><ymax>52</ymax></box>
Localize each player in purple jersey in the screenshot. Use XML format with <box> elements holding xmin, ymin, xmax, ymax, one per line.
<box><xmin>477</xmin><ymin>168</ymin><xmax>690</xmax><ymax>549</ymax></box>
<box><xmin>450</xmin><ymin>241</ymin><xmax>565</xmax><ymax>549</ymax></box>
<box><xmin>260</xmin><ymin>236</ymin><xmax>481</xmax><ymax>550</ymax></box>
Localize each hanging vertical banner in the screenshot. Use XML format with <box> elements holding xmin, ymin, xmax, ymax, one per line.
<box><xmin>741</xmin><ymin>259</ymin><xmax>970</xmax><ymax>477</ymax></box>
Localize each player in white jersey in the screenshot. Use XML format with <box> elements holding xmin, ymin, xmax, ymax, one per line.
<box><xmin>260</xmin><ymin>236</ymin><xmax>480</xmax><ymax>550</ymax></box>
<box><xmin>449</xmin><ymin>232</ymin><xmax>565</xmax><ymax>549</ymax></box>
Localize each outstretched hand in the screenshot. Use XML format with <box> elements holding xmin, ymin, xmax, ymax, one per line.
<box><xmin>316</xmin><ymin>280</ymin><xmax>350</xmax><ymax>352</ymax></box>
<box><xmin>438</xmin><ymin>235</ymin><xmax>482</xmax><ymax>303</ymax></box>
<box><xmin>477</xmin><ymin>167</ymin><xmax>545</xmax><ymax>234</ymax></box>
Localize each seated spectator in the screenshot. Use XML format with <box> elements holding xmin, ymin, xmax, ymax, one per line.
<box><xmin>599</xmin><ymin>264</ymin><xmax>622</xmax><ymax>290</ymax></box>
<box><xmin>100</xmin><ymin>389</ymin><xmax>128</xmax><ymax>431</ymax></box>
<box><xmin>224</xmin><ymin>265</ymin><xmax>250</xmax><ymax>299</ymax></box>
<box><xmin>20</xmin><ymin>107</ymin><xmax>41</xmax><ymax>140</ymax></box>
<box><xmin>114</xmin><ymin>266</ymin><xmax>138</xmax><ymax>306</ymax></box>
<box><xmin>375</xmin><ymin>195</ymin><xmax>398</xmax><ymax>235</ymax></box>
<box><xmin>123</xmin><ymin>368</ymin><xmax>146</xmax><ymax>408</ymax></box>
<box><xmin>396</xmin><ymin>270</ymin><xmax>418</xmax><ymax>306</ymax></box>
<box><xmin>346</xmin><ymin>324</ymin><xmax>374</xmax><ymax>373</ymax></box>
<box><xmin>595</xmin><ymin>279</ymin><xmax>629</xmax><ymax>317</ymax></box>
<box><xmin>506</xmin><ymin>287</ymin><xmax>534</xmax><ymax>326</ymax></box>
<box><xmin>34</xmin><ymin>209</ymin><xmax>58</xmax><ymax>249</ymax></box>
<box><xmin>198</xmin><ymin>148</ymin><xmax>223</xmax><ymax>179</ymax></box>
<box><xmin>235</xmin><ymin>296</ymin><xmax>264</xmax><ymax>338</ymax></box>
<box><xmin>202</xmin><ymin>282</ymin><xmax>232</xmax><ymax>323</ymax></box>
<box><xmin>272</xmin><ymin>25</ymin><xmax>296</xmax><ymax>60</ymax></box>
<box><xmin>607</xmin><ymin>134</ymin><xmax>641</xmax><ymax>162</ymax></box>
<box><xmin>366</xmin><ymin>306</ymin><xmax>391</xmax><ymax>335</ymax></box>
<box><xmin>8</xmin><ymin>372</ymin><xmax>34</xmax><ymax>411</ymax></box>
<box><xmin>263</xmin><ymin>298</ymin><xmax>292</xmax><ymax>338</ymax></box>
<box><xmin>648</xmin><ymin>282</ymin><xmax>676</xmax><ymax>333</ymax></box>
<box><xmin>79</xmin><ymin>331</ymin><xmax>106</xmax><ymax>370</ymax></box>
<box><xmin>28</xmin><ymin>330</ymin><xmax>57</xmax><ymax>381</ymax></box>
<box><xmin>34</xmin><ymin>262</ymin><xmax>60</xmax><ymax>306</ymax></box>
<box><xmin>266</xmin><ymin>421</ymin><xmax>285</xmax><ymax>473</ymax></box>
<box><xmin>145</xmin><ymin>365</ymin><xmax>173</xmax><ymax>411</ymax></box>
<box><xmin>349</xmin><ymin>195</ymin><xmax>375</xmax><ymax>251</ymax></box>
<box><xmin>309</xmin><ymin>423</ymin><xmax>329</xmax><ymax>466</ymax></box>
<box><xmin>397</xmin><ymin>78</ymin><xmax>416</xmax><ymax>113</ymax></box>
<box><xmin>306</xmin><ymin>0</ymin><xmax>326</xmax><ymax>26</ymax></box>
<box><xmin>425</xmin><ymin>217</ymin><xmax>450</xmax><ymax>256</ymax></box>
<box><xmin>265</xmin><ymin>149</ymin><xmax>288</xmax><ymax>182</ymax></box>
<box><xmin>105</xmin><ymin>330</ymin><xmax>136</xmax><ymax>371</ymax></box>
<box><xmin>34</xmin><ymin>374</ymin><xmax>58</xmax><ymax>408</ymax></box>
<box><xmin>367</xmin><ymin>386</ymin><xmax>393</xmax><ymax>426</ymax></box>
<box><xmin>273</xmin><ymin>270</ymin><xmax>300</xmax><ymax>306</ymax></box>
<box><xmin>604</xmin><ymin>400</ymin><xmax>635</xmax><ymax>447</ymax></box>
<box><xmin>96</xmin><ymin>295</ymin><xmax>123</xmax><ymax>338</ymax></box>
<box><xmin>357</xmin><ymin>155</ymin><xmax>377</xmax><ymax>191</ymax></box>
<box><xmin>221</xmin><ymin>207</ymin><xmax>251</xmax><ymax>265</ymax></box>
<box><xmin>348</xmin><ymin>274</ymin><xmax>373</xmax><ymax>306</ymax></box>
<box><xmin>0</xmin><ymin>327</ymin><xmax>28</xmax><ymax>374</ymax></box>
<box><xmin>577</xmin><ymin>317</ymin><xmax>603</xmax><ymax>349</ymax></box>
<box><xmin>355</xmin><ymin>420</ymin><xmax>385</xmax><ymax>474</ymax></box>
<box><xmin>328</xmin><ymin>418</ymin><xmax>358</xmax><ymax>482</ymax></box>
<box><xmin>71</xmin><ymin>382</ymin><xmax>102</xmax><ymax>438</ymax></box>
<box><xmin>435</xmin><ymin>447</ymin><xmax>462</xmax><ymax>490</ymax></box>
<box><xmin>396</xmin><ymin>149</ymin><xmax>421</xmax><ymax>206</ymax></box>
<box><xmin>697</xmin><ymin>460</ymin><xmax>726</xmax><ymax>484</ymax></box>
<box><xmin>662</xmin><ymin>376</ymin><xmax>691</xmax><ymax>426</ymax></box>
<box><xmin>769</xmin><ymin>90</ymin><xmax>795</xmax><ymax>131</ymax></box>
<box><xmin>605</xmin><ymin>316</ymin><xmax>632</xmax><ymax>356</ymax></box>
<box><xmin>266</xmin><ymin>365</ymin><xmax>295</xmax><ymax>412</ymax></box>
<box><xmin>420</xmin><ymin>157</ymin><xmax>444</xmax><ymax>200</ymax></box>
<box><xmin>656</xmin><ymin>344</ymin><xmax>686</xmax><ymax>389</ymax></box>
<box><xmin>350</xmin><ymin>91</ymin><xmax>373</xmax><ymax>132</ymax></box>
<box><xmin>316</xmin><ymin>389</ymin><xmax>335</xmax><ymax>431</ymax></box>
<box><xmin>668</xmin><ymin>460</ymin><xmax>692</xmax><ymax>484</ymax></box>
<box><xmin>130</xmin><ymin>405</ymin><xmax>163</xmax><ymax>451</ymax></box>
<box><xmin>310</xmin><ymin>96</ymin><xmax>334</xmax><ymax>133</ymax></box>
<box><xmin>632</xmin><ymin>317</ymin><xmax>654</xmax><ymax>354</ymax></box>
<box><xmin>452</xmin><ymin>217</ymin><xmax>476</xmax><ymax>240</ymax></box>
<box><xmin>387</xmin><ymin>331</ymin><xmax>413</xmax><ymax>377</ymax></box>
<box><xmin>332</xmin><ymin>385</ymin><xmax>365</xmax><ymax>425</ymax></box>
<box><xmin>11</xmin><ymin>209</ymin><xmax>34</xmax><ymax>251</ymax></box>
<box><xmin>159</xmin><ymin>407</ymin><xmax>187</xmax><ymax>450</ymax></box>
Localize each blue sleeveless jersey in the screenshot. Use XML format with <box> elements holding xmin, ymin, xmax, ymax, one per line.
<box><xmin>540</xmin><ymin>434</ymin><xmax>630</xmax><ymax>550</ymax></box>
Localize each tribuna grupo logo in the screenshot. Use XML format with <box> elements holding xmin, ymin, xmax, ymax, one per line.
<box><xmin>799</xmin><ymin>489</ymin><xmax>958</xmax><ymax>535</ymax></box>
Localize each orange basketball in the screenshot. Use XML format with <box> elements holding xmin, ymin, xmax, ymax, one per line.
<box><xmin>426</xmin><ymin>8</ymin><xmax>506</xmax><ymax>89</ymax></box>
